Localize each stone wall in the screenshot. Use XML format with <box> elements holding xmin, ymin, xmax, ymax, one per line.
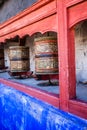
<box><xmin>75</xmin><ymin>20</ymin><xmax>87</xmax><ymax>83</ymax></box>
<box><xmin>0</xmin><ymin>0</ymin><xmax>37</xmax><ymax>23</ymax></box>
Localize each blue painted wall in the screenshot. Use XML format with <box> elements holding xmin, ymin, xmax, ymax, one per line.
<box><xmin>0</xmin><ymin>83</ymin><xmax>87</xmax><ymax>130</ymax></box>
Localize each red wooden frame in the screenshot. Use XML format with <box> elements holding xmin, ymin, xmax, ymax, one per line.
<box><xmin>57</xmin><ymin>0</ymin><xmax>87</xmax><ymax>119</ymax></box>
<box><xmin>0</xmin><ymin>0</ymin><xmax>87</xmax><ymax>119</ymax></box>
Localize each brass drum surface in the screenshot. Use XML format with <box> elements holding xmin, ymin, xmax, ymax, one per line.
<box><xmin>9</xmin><ymin>46</ymin><xmax>29</xmax><ymax>72</ymax></box>
<box><xmin>34</xmin><ymin>36</ymin><xmax>58</xmax><ymax>74</ymax></box>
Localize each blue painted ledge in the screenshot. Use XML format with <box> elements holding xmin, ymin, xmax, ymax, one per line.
<box><xmin>0</xmin><ymin>83</ymin><xmax>87</xmax><ymax>130</ymax></box>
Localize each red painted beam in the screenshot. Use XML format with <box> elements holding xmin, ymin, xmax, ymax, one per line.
<box><xmin>57</xmin><ymin>0</ymin><xmax>76</xmax><ymax>111</ymax></box>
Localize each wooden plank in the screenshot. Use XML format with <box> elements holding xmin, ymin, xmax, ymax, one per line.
<box><xmin>57</xmin><ymin>0</ymin><xmax>69</xmax><ymax>111</ymax></box>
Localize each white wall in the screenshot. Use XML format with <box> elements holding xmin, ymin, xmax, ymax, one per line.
<box><xmin>25</xmin><ymin>36</ymin><xmax>35</xmax><ymax>73</ymax></box>
<box><xmin>75</xmin><ymin>21</ymin><xmax>87</xmax><ymax>83</ymax></box>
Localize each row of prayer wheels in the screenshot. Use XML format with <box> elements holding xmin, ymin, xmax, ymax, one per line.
<box><xmin>0</xmin><ymin>36</ymin><xmax>58</xmax><ymax>74</ymax></box>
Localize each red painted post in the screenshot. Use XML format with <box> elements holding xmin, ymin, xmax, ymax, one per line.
<box><xmin>57</xmin><ymin>0</ymin><xmax>76</xmax><ymax>111</ymax></box>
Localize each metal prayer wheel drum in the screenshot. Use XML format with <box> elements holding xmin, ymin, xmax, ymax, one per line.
<box><xmin>34</xmin><ymin>36</ymin><xmax>58</xmax><ymax>74</ymax></box>
<box><xmin>0</xmin><ymin>49</ymin><xmax>4</xmax><ymax>69</ymax></box>
<box><xmin>9</xmin><ymin>46</ymin><xmax>29</xmax><ymax>72</ymax></box>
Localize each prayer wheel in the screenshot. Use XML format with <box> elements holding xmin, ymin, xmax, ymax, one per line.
<box><xmin>34</xmin><ymin>36</ymin><xmax>58</xmax><ymax>74</ymax></box>
<box><xmin>9</xmin><ymin>46</ymin><xmax>29</xmax><ymax>72</ymax></box>
<box><xmin>0</xmin><ymin>49</ymin><xmax>4</xmax><ymax>69</ymax></box>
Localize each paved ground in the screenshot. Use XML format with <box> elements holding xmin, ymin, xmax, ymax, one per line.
<box><xmin>0</xmin><ymin>71</ymin><xmax>87</xmax><ymax>102</ymax></box>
